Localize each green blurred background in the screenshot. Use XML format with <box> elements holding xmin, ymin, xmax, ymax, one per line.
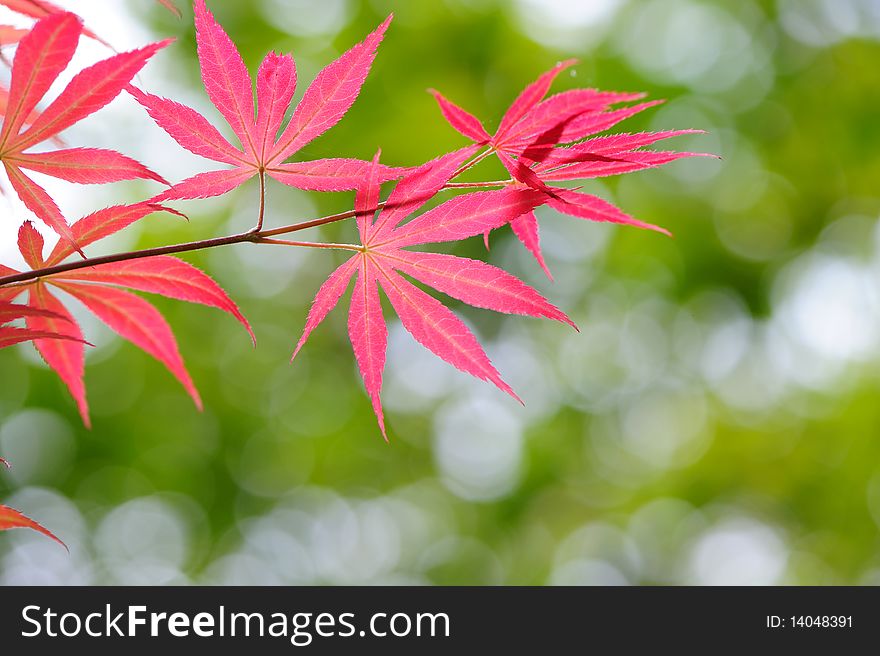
<box><xmin>2</xmin><ymin>0</ymin><xmax>880</xmax><ymax>584</ymax></box>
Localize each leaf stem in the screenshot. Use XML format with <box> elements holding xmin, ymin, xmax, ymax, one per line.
<box><xmin>255</xmin><ymin>238</ymin><xmax>362</xmax><ymax>252</ymax></box>
<box><xmin>254</xmin><ymin>169</ymin><xmax>267</xmax><ymax>232</ymax></box>
<box><xmin>444</xmin><ymin>180</ymin><xmax>510</xmax><ymax>189</ymax></box>
<box><xmin>452</xmin><ymin>146</ymin><xmax>494</xmax><ymax>178</ymax></box>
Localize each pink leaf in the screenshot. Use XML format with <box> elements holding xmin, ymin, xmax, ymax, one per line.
<box><xmin>132</xmin><ymin>8</ymin><xmax>391</xmax><ymax>204</ymax></box>
<box><xmin>13</xmin><ymin>39</ymin><xmax>172</xmax><ymax>151</ymax></box>
<box><xmin>494</xmin><ymin>59</ymin><xmax>576</xmax><ymax>143</ymax></box>
<box><xmin>11</xmin><ymin>147</ymin><xmax>168</xmax><ymax>185</ymax></box>
<box><xmin>57</xmin><ymin>256</ymin><xmax>255</xmax><ymax>344</ymax></box>
<box><xmin>127</xmin><ymin>86</ymin><xmax>248</xmax><ymax>166</ymax></box>
<box><xmin>428</xmin><ymin>89</ymin><xmax>490</xmax><ymax>143</ymax></box>
<box><xmin>291</xmin><ymin>257</ymin><xmax>358</xmax><ymax>361</ymax></box>
<box><xmin>0</xmin><ymin>15</ymin><xmax>168</xmax><ymax>246</ymax></box>
<box><xmin>57</xmin><ymin>281</ymin><xmax>202</xmax><ymax>410</ymax></box>
<box><xmin>536</xmin><ymin>130</ymin><xmax>704</xmax><ymax>167</ymax></box>
<box><xmin>538</xmin><ymin>150</ymin><xmax>709</xmax><ymax>181</ymax></box>
<box><xmin>548</xmin><ymin>188</ymin><xmax>670</xmax><ymax>235</ymax></box>
<box><xmin>0</xmin><ymin>325</ymin><xmax>85</xmax><ymax>349</ymax></box>
<box><xmin>510</xmin><ymin>211</ymin><xmax>552</xmax><ymax>279</ymax></box>
<box><xmin>255</xmin><ymin>51</ymin><xmax>297</xmax><ymax>161</ymax></box>
<box><xmin>193</xmin><ymin>0</ymin><xmax>257</xmax><ymax>155</ymax></box>
<box><xmin>378</xmin><ymin>266</ymin><xmax>519</xmax><ymax>403</ymax></box>
<box><xmin>17</xmin><ymin>220</ymin><xmax>44</xmax><ymax>269</ymax></box>
<box><xmin>522</xmin><ymin>100</ymin><xmax>665</xmax><ymax>149</ymax></box>
<box><xmin>499</xmin><ymin>89</ymin><xmax>645</xmax><ymax>153</ymax></box>
<box><xmin>3</xmin><ymin>162</ymin><xmax>76</xmax><ymax>249</ymax></box>
<box><xmin>27</xmin><ymin>283</ymin><xmax>89</xmax><ymax>426</ymax></box>
<box><xmin>152</xmin><ymin>167</ymin><xmax>255</xmax><ymax>201</ymax></box>
<box><xmin>385</xmin><ymin>187</ymin><xmax>544</xmax><ymax>248</ymax></box>
<box><xmin>348</xmin><ymin>256</ymin><xmax>387</xmax><ymax>438</ymax></box>
<box><xmin>269</xmin><ymin>15</ymin><xmax>392</xmax><ymax>164</ymax></box>
<box><xmin>0</xmin><ymin>299</ymin><xmax>67</xmax><ymax>323</ymax></box>
<box><xmin>267</xmin><ymin>157</ymin><xmax>404</xmax><ymax>193</ymax></box>
<box><xmin>386</xmin><ymin>249</ymin><xmax>574</xmax><ymax>327</ymax></box>
<box><xmin>0</xmin><ymin>12</ymin><xmax>80</xmax><ymax>149</ymax></box>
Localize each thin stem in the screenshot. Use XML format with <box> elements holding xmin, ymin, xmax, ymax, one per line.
<box><xmin>444</xmin><ymin>180</ymin><xmax>510</xmax><ymax>189</ymax></box>
<box><xmin>254</xmin><ymin>169</ymin><xmax>267</xmax><ymax>232</ymax></box>
<box><xmin>256</xmin><ymin>238</ymin><xmax>362</xmax><ymax>252</ymax></box>
<box><xmin>452</xmin><ymin>146</ymin><xmax>494</xmax><ymax>178</ymax></box>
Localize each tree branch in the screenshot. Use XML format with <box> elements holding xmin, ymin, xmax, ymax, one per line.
<box><xmin>0</xmin><ymin>177</ymin><xmax>508</xmax><ymax>288</ymax></box>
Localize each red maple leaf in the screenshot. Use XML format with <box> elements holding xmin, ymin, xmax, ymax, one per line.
<box><xmin>2</xmin><ymin>207</ymin><xmax>253</xmax><ymax>427</ymax></box>
<box><xmin>0</xmin><ymin>0</ymin><xmax>109</xmax><ymax>46</ymax></box>
<box><xmin>131</xmin><ymin>0</ymin><xmax>403</xmax><ymax>203</ymax></box>
<box><xmin>430</xmin><ymin>60</ymin><xmax>652</xmax><ymax>158</ymax></box>
<box><xmin>292</xmin><ymin>149</ymin><xmax>575</xmax><ymax>439</ymax></box>
<box><xmin>0</xmin><ymin>456</ymin><xmax>66</xmax><ymax>549</ymax></box>
<box><xmin>0</xmin><ymin>298</ymin><xmax>86</xmax><ymax>348</ymax></box>
<box><xmin>0</xmin><ymin>12</ymin><xmax>170</xmax><ymax>248</ymax></box>
<box><xmin>430</xmin><ymin>62</ymin><xmax>710</xmax><ymax>277</ymax></box>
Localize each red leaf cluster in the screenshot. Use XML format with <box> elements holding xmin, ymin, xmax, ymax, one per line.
<box><xmin>430</xmin><ymin>61</ymin><xmax>713</xmax><ymax>276</ymax></box>
<box><xmin>0</xmin><ymin>1</ymin><xmax>710</xmax><ymax>439</ymax></box>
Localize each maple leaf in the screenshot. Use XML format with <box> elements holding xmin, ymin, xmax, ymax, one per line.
<box><xmin>0</xmin><ymin>456</ymin><xmax>67</xmax><ymax>549</ymax></box>
<box><xmin>0</xmin><ymin>300</ymin><xmax>63</xmax><ymax>322</ymax></box>
<box><xmin>430</xmin><ymin>61</ymin><xmax>659</xmax><ymax>155</ymax></box>
<box><xmin>0</xmin><ymin>13</ymin><xmax>170</xmax><ymax>247</ymax></box>
<box><xmin>0</xmin><ymin>83</ymin><xmax>62</xmax><ymax>146</ymax></box>
<box><xmin>0</xmin><ymin>298</ymin><xmax>88</xmax><ymax>347</ymax></box>
<box><xmin>292</xmin><ymin>149</ymin><xmax>574</xmax><ymax>438</ymax></box>
<box><xmin>430</xmin><ymin>63</ymin><xmax>712</xmax><ymax>276</ymax></box>
<box><xmin>0</xmin><ymin>0</ymin><xmax>108</xmax><ymax>46</ymax></box>
<box><xmin>131</xmin><ymin>0</ymin><xmax>403</xmax><ymax>204</ymax></box>
<box><xmin>1</xmin><ymin>207</ymin><xmax>253</xmax><ymax>427</ymax></box>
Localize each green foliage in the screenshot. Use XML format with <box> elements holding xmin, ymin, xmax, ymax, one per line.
<box><xmin>2</xmin><ymin>0</ymin><xmax>880</xmax><ymax>585</ymax></box>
